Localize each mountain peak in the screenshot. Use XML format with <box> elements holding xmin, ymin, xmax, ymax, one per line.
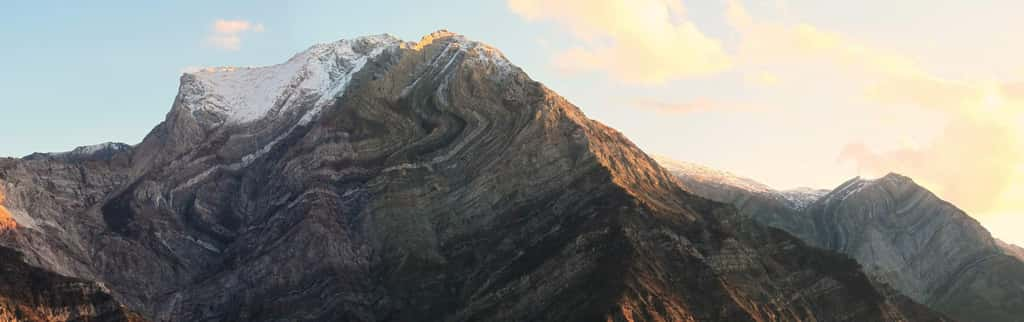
<box><xmin>179</xmin><ymin>34</ymin><xmax>402</xmax><ymax>125</ymax></box>
<box><xmin>878</xmin><ymin>172</ymin><xmax>914</xmax><ymax>183</ymax></box>
<box><xmin>176</xmin><ymin>31</ymin><xmax>513</xmax><ymax>127</ymax></box>
<box><xmin>417</xmin><ymin>29</ymin><xmax>461</xmax><ymax>44</ymax></box>
<box><xmin>2</xmin><ymin>29</ymin><xmax>952</xmax><ymax>321</ymax></box>
<box><xmin>652</xmin><ymin>155</ymin><xmax>774</xmax><ymax>194</ymax></box>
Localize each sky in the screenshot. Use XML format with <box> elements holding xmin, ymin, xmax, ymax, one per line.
<box><xmin>2</xmin><ymin>1</ymin><xmax>1023</xmax><ymax>245</ymax></box>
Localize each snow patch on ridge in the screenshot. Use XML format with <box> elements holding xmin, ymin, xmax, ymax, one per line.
<box><xmin>653</xmin><ymin>156</ymin><xmax>828</xmax><ymax>210</ymax></box>
<box><xmin>653</xmin><ymin>156</ymin><xmax>775</xmax><ymax>195</ymax></box>
<box><xmin>183</xmin><ymin>34</ymin><xmax>401</xmax><ymax>124</ymax></box>
<box><xmin>780</xmin><ymin>188</ymin><xmax>829</xmax><ymax>210</ymax></box>
<box><xmin>24</xmin><ymin>142</ymin><xmax>132</xmax><ymax>160</ymax></box>
<box><xmin>70</xmin><ymin>142</ymin><xmax>130</xmax><ymax>155</ymax></box>
<box><xmin>236</xmin><ymin>43</ymin><xmax>386</xmax><ymax>167</ymax></box>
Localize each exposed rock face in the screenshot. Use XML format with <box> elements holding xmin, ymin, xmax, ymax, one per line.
<box><xmin>23</xmin><ymin>143</ymin><xmax>132</xmax><ymax>162</ymax></box>
<box><xmin>0</xmin><ymin>246</ymin><xmax>142</xmax><ymax>322</ymax></box>
<box><xmin>999</xmin><ymin>239</ymin><xmax>1024</xmax><ymax>262</ymax></box>
<box><xmin>0</xmin><ymin>31</ymin><xmax>948</xmax><ymax>321</ymax></box>
<box><xmin>658</xmin><ymin>157</ymin><xmax>1024</xmax><ymax>322</ymax></box>
<box><xmin>0</xmin><ymin>191</ymin><xmax>15</xmax><ymax>231</ymax></box>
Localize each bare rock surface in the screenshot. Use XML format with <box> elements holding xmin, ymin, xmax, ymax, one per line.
<box><xmin>659</xmin><ymin>157</ymin><xmax>1024</xmax><ymax>322</ymax></box>
<box><xmin>0</xmin><ymin>246</ymin><xmax>142</xmax><ymax>322</ymax></box>
<box><xmin>0</xmin><ymin>31</ymin><xmax>949</xmax><ymax>322</ymax></box>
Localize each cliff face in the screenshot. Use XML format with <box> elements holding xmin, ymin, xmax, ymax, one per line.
<box><xmin>0</xmin><ymin>31</ymin><xmax>948</xmax><ymax>321</ymax></box>
<box><xmin>659</xmin><ymin>157</ymin><xmax>1024</xmax><ymax>322</ymax></box>
<box><xmin>809</xmin><ymin>175</ymin><xmax>1024</xmax><ymax>322</ymax></box>
<box><xmin>0</xmin><ymin>246</ymin><xmax>142</xmax><ymax>322</ymax></box>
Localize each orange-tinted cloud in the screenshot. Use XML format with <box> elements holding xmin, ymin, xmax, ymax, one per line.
<box><xmin>507</xmin><ymin>0</ymin><xmax>731</xmax><ymax>84</ymax></box>
<box><xmin>840</xmin><ymin>117</ymin><xmax>1024</xmax><ymax>214</ymax></box>
<box><xmin>725</xmin><ymin>0</ymin><xmax>1024</xmax><ymax>218</ymax></box>
<box><xmin>631</xmin><ymin>98</ymin><xmax>756</xmax><ymax>114</ymax></box>
<box><xmin>512</xmin><ymin>0</ymin><xmax>1024</xmax><ymax>223</ymax></box>
<box><xmin>205</xmin><ymin>19</ymin><xmax>265</xmax><ymax>51</ymax></box>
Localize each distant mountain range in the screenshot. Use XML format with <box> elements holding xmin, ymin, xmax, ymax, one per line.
<box><xmin>657</xmin><ymin>156</ymin><xmax>1024</xmax><ymax>322</ymax></box>
<box><xmin>0</xmin><ymin>31</ymin><xmax>959</xmax><ymax>321</ymax></box>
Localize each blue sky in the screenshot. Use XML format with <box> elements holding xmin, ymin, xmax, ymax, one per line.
<box><xmin>0</xmin><ymin>0</ymin><xmax>547</xmax><ymax>157</ymax></box>
<box><xmin>3</xmin><ymin>1</ymin><xmax>1024</xmax><ymax>243</ymax></box>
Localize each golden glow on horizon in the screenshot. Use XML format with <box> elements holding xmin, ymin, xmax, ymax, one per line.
<box><xmin>509</xmin><ymin>0</ymin><xmax>1024</xmax><ymax>244</ymax></box>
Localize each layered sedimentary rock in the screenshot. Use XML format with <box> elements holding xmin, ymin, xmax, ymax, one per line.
<box><xmin>0</xmin><ymin>192</ymin><xmax>15</xmax><ymax>231</ymax></box>
<box><xmin>0</xmin><ymin>246</ymin><xmax>141</xmax><ymax>322</ymax></box>
<box><xmin>0</xmin><ymin>31</ymin><xmax>948</xmax><ymax>321</ymax></box>
<box><xmin>658</xmin><ymin>157</ymin><xmax>1024</xmax><ymax>322</ymax></box>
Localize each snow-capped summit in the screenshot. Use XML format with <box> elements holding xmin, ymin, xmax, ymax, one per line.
<box><xmin>180</xmin><ymin>34</ymin><xmax>402</xmax><ymax>124</ymax></box>
<box><xmin>652</xmin><ymin>155</ymin><xmax>774</xmax><ymax>194</ymax></box>
<box><xmin>653</xmin><ymin>155</ymin><xmax>828</xmax><ymax>210</ymax></box>
<box><xmin>178</xmin><ymin>31</ymin><xmax>515</xmax><ymax>126</ymax></box>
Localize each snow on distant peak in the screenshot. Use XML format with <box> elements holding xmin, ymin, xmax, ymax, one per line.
<box><xmin>69</xmin><ymin>142</ymin><xmax>131</xmax><ymax>155</ymax></box>
<box><xmin>780</xmin><ymin>187</ymin><xmax>830</xmax><ymax>210</ymax></box>
<box><xmin>653</xmin><ymin>156</ymin><xmax>827</xmax><ymax>210</ymax></box>
<box><xmin>182</xmin><ymin>34</ymin><xmax>401</xmax><ymax>124</ymax></box>
<box><xmin>24</xmin><ymin>142</ymin><xmax>132</xmax><ymax>161</ymax></box>
<box><xmin>653</xmin><ymin>156</ymin><xmax>775</xmax><ymax>195</ymax></box>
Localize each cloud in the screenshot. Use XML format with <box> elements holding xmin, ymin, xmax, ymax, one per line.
<box><xmin>631</xmin><ymin>98</ymin><xmax>756</xmax><ymax>114</ymax></box>
<box><xmin>725</xmin><ymin>0</ymin><xmax>924</xmax><ymax>83</ymax></box>
<box><xmin>725</xmin><ymin>0</ymin><xmax>1024</xmax><ymax>219</ymax></box>
<box><xmin>205</xmin><ymin>19</ymin><xmax>264</xmax><ymax>51</ymax></box>
<box><xmin>507</xmin><ymin>0</ymin><xmax>731</xmax><ymax>84</ymax></box>
<box><xmin>840</xmin><ymin>116</ymin><xmax>1024</xmax><ymax>215</ymax></box>
<box><xmin>510</xmin><ymin>0</ymin><xmax>1024</xmax><ymax>220</ymax></box>
<box><xmin>744</xmin><ymin>71</ymin><xmax>780</xmax><ymax>87</ymax></box>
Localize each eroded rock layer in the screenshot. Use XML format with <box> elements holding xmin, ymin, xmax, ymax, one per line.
<box><xmin>659</xmin><ymin>157</ymin><xmax>1024</xmax><ymax>322</ymax></box>
<box><xmin>0</xmin><ymin>246</ymin><xmax>142</xmax><ymax>322</ymax></box>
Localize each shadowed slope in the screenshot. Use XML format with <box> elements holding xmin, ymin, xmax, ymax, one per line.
<box><xmin>0</xmin><ymin>246</ymin><xmax>142</xmax><ymax>322</ymax></box>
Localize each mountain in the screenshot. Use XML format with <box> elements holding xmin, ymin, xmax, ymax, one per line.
<box><xmin>657</xmin><ymin>156</ymin><xmax>1024</xmax><ymax>322</ymax></box>
<box><xmin>23</xmin><ymin>142</ymin><xmax>132</xmax><ymax>162</ymax></box>
<box><xmin>998</xmin><ymin>239</ymin><xmax>1024</xmax><ymax>262</ymax></box>
<box><xmin>0</xmin><ymin>246</ymin><xmax>142</xmax><ymax>322</ymax></box>
<box><xmin>0</xmin><ymin>31</ymin><xmax>948</xmax><ymax>321</ymax></box>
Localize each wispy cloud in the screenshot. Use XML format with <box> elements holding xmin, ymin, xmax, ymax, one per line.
<box><xmin>839</xmin><ymin>117</ymin><xmax>1024</xmax><ymax>215</ymax></box>
<box><xmin>507</xmin><ymin>0</ymin><xmax>731</xmax><ymax>84</ymax></box>
<box><xmin>510</xmin><ymin>0</ymin><xmax>1024</xmax><ymax>220</ymax></box>
<box><xmin>205</xmin><ymin>19</ymin><xmax>265</xmax><ymax>51</ymax></box>
<box><xmin>724</xmin><ymin>0</ymin><xmax>1024</xmax><ymax>217</ymax></box>
<box><xmin>631</xmin><ymin>98</ymin><xmax>756</xmax><ymax>114</ymax></box>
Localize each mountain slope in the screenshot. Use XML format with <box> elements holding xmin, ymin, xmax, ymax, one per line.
<box><xmin>0</xmin><ymin>31</ymin><xmax>947</xmax><ymax>321</ymax></box>
<box><xmin>999</xmin><ymin>239</ymin><xmax>1024</xmax><ymax>262</ymax></box>
<box><xmin>0</xmin><ymin>246</ymin><xmax>142</xmax><ymax>322</ymax></box>
<box><xmin>658</xmin><ymin>157</ymin><xmax>1024</xmax><ymax>322</ymax></box>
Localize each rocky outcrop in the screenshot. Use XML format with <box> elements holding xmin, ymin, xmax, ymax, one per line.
<box><xmin>999</xmin><ymin>239</ymin><xmax>1024</xmax><ymax>262</ymax></box>
<box><xmin>659</xmin><ymin>157</ymin><xmax>1024</xmax><ymax>322</ymax></box>
<box><xmin>0</xmin><ymin>246</ymin><xmax>142</xmax><ymax>322</ymax></box>
<box><xmin>0</xmin><ymin>191</ymin><xmax>15</xmax><ymax>231</ymax></box>
<box><xmin>0</xmin><ymin>31</ymin><xmax>948</xmax><ymax>321</ymax></box>
<box><xmin>23</xmin><ymin>143</ymin><xmax>132</xmax><ymax>162</ymax></box>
